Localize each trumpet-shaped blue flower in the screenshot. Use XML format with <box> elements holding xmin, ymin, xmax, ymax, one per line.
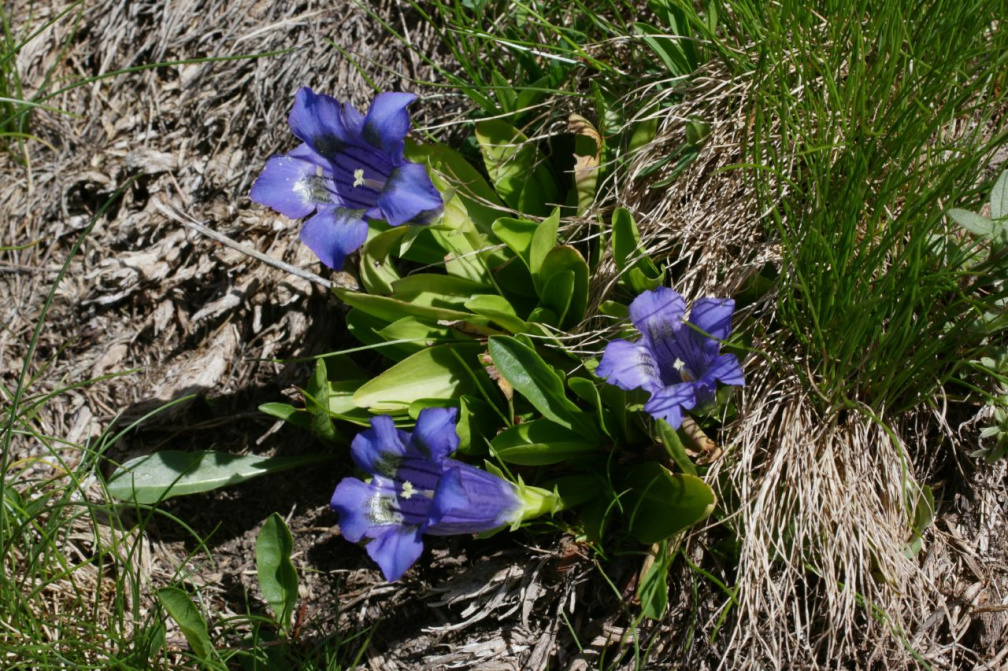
<box><xmin>331</xmin><ymin>408</ymin><xmax>555</xmax><ymax>582</ymax></box>
<box><xmin>250</xmin><ymin>88</ymin><xmax>443</xmax><ymax>270</ymax></box>
<box><xmin>596</xmin><ymin>287</ymin><xmax>744</xmax><ymax>429</ymax></box>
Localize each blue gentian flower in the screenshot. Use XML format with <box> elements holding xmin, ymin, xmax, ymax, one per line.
<box><xmin>331</xmin><ymin>408</ymin><xmax>555</xmax><ymax>582</ymax></box>
<box><xmin>596</xmin><ymin>287</ymin><xmax>744</xmax><ymax>429</ymax></box>
<box><xmin>250</xmin><ymin>87</ymin><xmax>443</xmax><ymax>270</ymax></box>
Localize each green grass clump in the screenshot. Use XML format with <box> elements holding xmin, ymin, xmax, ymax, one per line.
<box><xmin>744</xmin><ymin>0</ymin><xmax>1008</xmax><ymax>417</ymax></box>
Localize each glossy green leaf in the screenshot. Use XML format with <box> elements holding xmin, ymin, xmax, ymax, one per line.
<box><xmin>487</xmin><ymin>335</ymin><xmax>589</xmax><ymax>433</ymax></box>
<box><xmin>107</xmin><ymin>451</ymin><xmax>328</xmax><ymax>504</ymax></box>
<box><xmin>391</xmin><ymin>274</ymin><xmax>490</xmax><ymax>308</ymax></box>
<box><xmin>465</xmin><ymin>294</ymin><xmax>529</xmax><ymax>333</ymax></box>
<box><xmin>325</xmin><ymin>379</ymin><xmax>373</xmax><ymax>425</ymax></box>
<box><xmin>539</xmin><ymin>270</ymin><xmax>575</xmax><ymax>327</ymax></box>
<box><xmin>620</xmin><ymin>463</ymin><xmax>715</xmax><ymax>543</ymax></box>
<box><xmin>608</xmin><ymin>207</ymin><xmax>665</xmax><ymax>286</ymax></box>
<box><xmin>529</xmin><ymin>208</ymin><xmax>561</xmax><ymax>289</ymax></box>
<box><xmin>353</xmin><ymin>343</ymin><xmax>482</xmax><ymax>412</ymax></box>
<box><xmin>377</xmin><ymin>317</ymin><xmax>457</xmax><ymax>357</ymax></box>
<box><xmin>456</xmin><ymin>394</ymin><xmax>499</xmax><ymax>455</ymax></box>
<box><xmin>157</xmin><ymin>587</ymin><xmax>214</xmax><ymax>662</ymax></box>
<box><xmin>359</xmin><ymin>227</ymin><xmax>406</xmax><ymax>295</ymax></box>
<box><xmin>539</xmin><ymin>246</ymin><xmax>589</xmax><ymax>328</ymax></box>
<box><xmin>567</xmin><ymin>377</ymin><xmax>614</xmax><ymax>439</ymax></box>
<box><xmin>256</xmin><ymin>513</ymin><xmax>299</xmax><ymax>632</ymax></box>
<box><xmin>491</xmin><ymin>419</ymin><xmax>602</xmax><ymax>465</ymax></box>
<box><xmin>335</xmin><ymin>288</ymin><xmax>485</xmax><ymax>327</ymax></box>
<box><xmin>492</xmin><ymin>216</ymin><xmax>539</xmax><ymax>270</ymax></box>
<box><xmin>476</xmin><ymin>119</ymin><xmax>559</xmax><ymax>216</ymax></box>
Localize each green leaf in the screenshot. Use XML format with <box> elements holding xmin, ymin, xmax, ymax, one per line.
<box><xmin>258</xmin><ymin>402</ymin><xmax>313</xmax><ymax>431</ymax></box>
<box><xmin>635</xmin><ymin>21</ymin><xmax>694</xmax><ymax>77</ymax></box>
<box><xmin>655</xmin><ymin>419</ymin><xmax>697</xmax><ymax>476</ymax></box>
<box><xmin>567</xmin><ymin>377</ymin><xmax>614</xmax><ymax>439</ymax></box>
<box><xmin>487</xmin><ymin>336</ymin><xmax>591</xmax><ymax>433</ymax></box>
<box><xmin>325</xmin><ymin>379</ymin><xmax>373</xmax><ymax>425</ymax></box>
<box><xmin>428</xmin><ymin>222</ymin><xmax>496</xmax><ymax>284</ymax></box>
<box><xmin>538</xmin><ymin>246</ymin><xmax>589</xmax><ymax>328</ymax></box>
<box><xmin>256</xmin><ymin>513</ymin><xmax>299</xmax><ymax>632</ymax></box>
<box><xmin>529</xmin><ymin>208</ymin><xmax>561</xmax><ymax>289</ymax></box>
<box><xmin>305</xmin><ymin>359</ymin><xmax>337</xmax><ymax>442</ymax></box>
<box><xmin>611</xmin><ymin>208</ymin><xmax>663</xmax><ymax>287</ymax></box>
<box><xmin>629</xmin><ymin>116</ymin><xmax>659</xmax><ymax>155</ymax></box>
<box><xmin>157</xmin><ymin>587</ymin><xmax>214</xmax><ymax>662</ymax></box>
<box><xmin>106</xmin><ymin>451</ymin><xmax>328</xmax><ymax>504</ymax></box>
<box><xmin>904</xmin><ymin>484</ymin><xmax>935</xmax><ymax>558</ymax></box>
<box><xmin>377</xmin><ymin>317</ymin><xmax>457</xmax><ymax>357</ymax></box>
<box><xmin>464</xmin><ymin>294</ymin><xmax>529</xmax><ymax>334</ymax></box>
<box><xmin>491</xmin><ymin>419</ymin><xmax>602</xmax><ymax>465</ymax></box>
<box><xmin>492</xmin><ymin>216</ymin><xmax>539</xmax><ymax>270</ymax></box>
<box><xmin>353</xmin><ymin>343</ymin><xmax>482</xmax><ymax>412</ymax></box>
<box><xmin>947</xmin><ymin>208</ymin><xmax>1004</xmax><ymax>241</ymax></box>
<box><xmin>476</xmin><ymin>119</ymin><xmax>559</xmax><ymax>217</ymax></box>
<box><xmin>456</xmin><ymin>394</ymin><xmax>499</xmax><ymax>455</ymax></box>
<box><xmin>638</xmin><ymin>543</ymin><xmax>673</xmax><ymax>619</ymax></box>
<box><xmin>620</xmin><ymin>463</ymin><xmax>715</xmax><ymax>543</ymax></box>
<box><xmin>992</xmin><ymin>169</ymin><xmax>1008</xmax><ymax>221</ymax></box>
<box><xmin>539</xmin><ymin>270</ymin><xmax>575</xmax><ymax>327</ymax></box>
<box><xmin>391</xmin><ymin>274</ymin><xmax>490</xmax><ymax>308</ymax></box>
<box><xmin>334</xmin><ymin>288</ymin><xmax>484</xmax><ymax>326</ymax></box>
<box><xmin>359</xmin><ymin>227</ymin><xmax>406</xmax><ymax>295</ymax></box>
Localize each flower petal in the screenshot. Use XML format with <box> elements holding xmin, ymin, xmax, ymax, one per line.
<box><xmin>643</xmin><ymin>383</ymin><xmax>699</xmax><ymax>429</ymax></box>
<box><xmin>427</xmin><ymin>461</ymin><xmax>520</xmax><ymax>535</ymax></box>
<box><xmin>628</xmin><ymin>287</ymin><xmax>686</xmax><ymax>343</ymax></box>
<box><xmin>365</xmin><ymin>525</ymin><xmax>425</xmax><ymax>582</ymax></box>
<box><xmin>298</xmin><ymin>207</ymin><xmax>369</xmax><ymax>270</ymax></box>
<box><xmin>330</xmin><ymin>477</ymin><xmax>378</xmax><ymax>543</ymax></box>
<box><xmin>688</xmin><ymin>298</ymin><xmax>735</xmax><ymax>357</ymax></box>
<box><xmin>351</xmin><ymin>415</ymin><xmax>411</xmax><ymax>478</ymax></box>
<box><xmin>700</xmin><ymin>353</ymin><xmax>745</xmax><ymax>388</ymax></box>
<box><xmin>249</xmin><ymin>154</ymin><xmax>321</xmax><ymax>219</ymax></box>
<box><xmin>596</xmin><ymin>339</ymin><xmax>663</xmax><ymax>393</ymax></box>
<box><xmin>410</xmin><ymin>407</ymin><xmax>459</xmax><ymax>461</ymax></box>
<box><xmin>288</xmin><ymin>87</ymin><xmax>363</xmax><ymax>161</ymax></box>
<box><xmin>376</xmin><ymin>162</ymin><xmax>444</xmax><ymax>227</ymax></box>
<box><xmin>627</xmin><ymin>287</ymin><xmax>694</xmax><ymax>376</ymax></box>
<box><xmin>362</xmin><ymin>92</ymin><xmax>417</xmax><ymax>159</ymax></box>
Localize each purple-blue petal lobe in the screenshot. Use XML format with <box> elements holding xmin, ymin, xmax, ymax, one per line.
<box><xmin>410</xmin><ymin>407</ymin><xmax>459</xmax><ymax>461</ymax></box>
<box><xmin>644</xmin><ymin>383</ymin><xmax>699</xmax><ymax>429</ymax></box>
<box><xmin>298</xmin><ymin>207</ymin><xmax>369</xmax><ymax>270</ymax></box>
<box><xmin>330</xmin><ymin>477</ymin><xmax>377</xmax><ymax>543</ymax></box>
<box><xmin>688</xmin><ymin>298</ymin><xmax>735</xmax><ymax>357</ymax></box>
<box><xmin>628</xmin><ymin>286</ymin><xmax>686</xmax><ymax>345</ymax></box>
<box><xmin>376</xmin><ymin>162</ymin><xmax>444</xmax><ymax>226</ymax></box>
<box><xmin>249</xmin><ymin>155</ymin><xmax>320</xmax><ymax>219</ymax></box>
<box><xmin>362</xmin><ymin>92</ymin><xmax>417</xmax><ymax>158</ymax></box>
<box><xmin>701</xmin><ymin>353</ymin><xmax>745</xmax><ymax>388</ymax></box>
<box><xmin>350</xmin><ymin>414</ymin><xmax>411</xmax><ymax>477</ymax></box>
<box><xmin>596</xmin><ymin>339</ymin><xmax>662</xmax><ymax>393</ymax></box>
<box><xmin>427</xmin><ymin>461</ymin><xmax>521</xmax><ymax>535</ymax></box>
<box><xmin>365</xmin><ymin>526</ymin><xmax>425</xmax><ymax>582</ymax></box>
<box><xmin>289</xmin><ymin>87</ymin><xmax>359</xmax><ymax>159</ymax></box>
